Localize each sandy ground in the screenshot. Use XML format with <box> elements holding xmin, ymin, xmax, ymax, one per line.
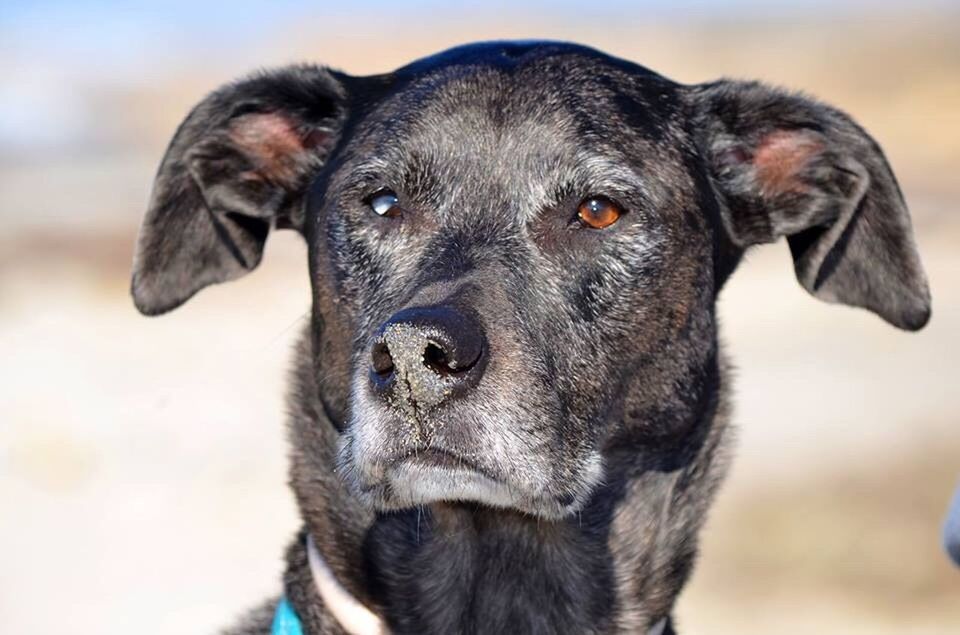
<box><xmin>2</xmin><ymin>13</ymin><xmax>959</xmax><ymax>634</ymax></box>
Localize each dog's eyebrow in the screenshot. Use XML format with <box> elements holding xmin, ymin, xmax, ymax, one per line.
<box><xmin>541</xmin><ymin>155</ymin><xmax>654</xmax><ymax>210</ymax></box>
<box><xmin>339</xmin><ymin>152</ymin><xmax>441</xmax><ymax>204</ymax></box>
<box><xmin>573</xmin><ymin>154</ymin><xmax>652</xmax><ymax>194</ymax></box>
<box><xmin>398</xmin><ymin>150</ymin><xmax>442</xmax><ymax>202</ymax></box>
<box><xmin>337</xmin><ymin>160</ymin><xmax>388</xmax><ymax>191</ymax></box>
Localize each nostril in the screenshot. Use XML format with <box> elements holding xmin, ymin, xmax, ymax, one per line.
<box><xmin>423</xmin><ymin>339</ymin><xmax>482</xmax><ymax>377</ymax></box>
<box><xmin>371</xmin><ymin>342</ymin><xmax>395</xmax><ymax>376</ymax></box>
<box><xmin>423</xmin><ymin>342</ymin><xmax>452</xmax><ymax>375</ymax></box>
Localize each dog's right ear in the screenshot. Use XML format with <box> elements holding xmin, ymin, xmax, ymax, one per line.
<box><xmin>132</xmin><ymin>65</ymin><xmax>346</xmax><ymax>315</ymax></box>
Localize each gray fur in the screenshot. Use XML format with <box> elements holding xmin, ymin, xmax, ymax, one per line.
<box><xmin>132</xmin><ymin>41</ymin><xmax>930</xmax><ymax>634</ymax></box>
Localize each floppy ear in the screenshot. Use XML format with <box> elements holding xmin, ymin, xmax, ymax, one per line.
<box><xmin>131</xmin><ymin>65</ymin><xmax>346</xmax><ymax>315</ymax></box>
<box><xmin>690</xmin><ymin>80</ymin><xmax>931</xmax><ymax>330</ymax></box>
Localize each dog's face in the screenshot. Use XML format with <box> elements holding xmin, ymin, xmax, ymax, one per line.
<box><xmin>316</xmin><ymin>50</ymin><xmax>717</xmax><ymax>517</ymax></box>
<box><xmin>132</xmin><ymin>42</ymin><xmax>930</xmax><ymax>519</ymax></box>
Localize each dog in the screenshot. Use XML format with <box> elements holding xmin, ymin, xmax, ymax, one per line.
<box><xmin>131</xmin><ymin>41</ymin><xmax>931</xmax><ymax>634</ymax></box>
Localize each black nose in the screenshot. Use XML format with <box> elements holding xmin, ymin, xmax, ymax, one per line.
<box><xmin>370</xmin><ymin>305</ymin><xmax>486</xmax><ymax>409</ymax></box>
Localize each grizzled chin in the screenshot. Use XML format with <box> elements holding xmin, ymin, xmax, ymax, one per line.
<box><xmin>350</xmin><ymin>461</ymin><xmax>590</xmax><ymax>520</ymax></box>
<box><xmin>335</xmin><ymin>385</ymin><xmax>605</xmax><ymax>520</ymax></box>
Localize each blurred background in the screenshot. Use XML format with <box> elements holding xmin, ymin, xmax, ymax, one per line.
<box><xmin>1</xmin><ymin>1</ymin><xmax>958</xmax><ymax>633</ymax></box>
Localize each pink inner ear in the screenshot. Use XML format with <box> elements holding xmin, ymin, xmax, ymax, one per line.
<box><xmin>229</xmin><ymin>112</ymin><xmax>319</xmax><ymax>185</ymax></box>
<box><xmin>752</xmin><ymin>130</ymin><xmax>824</xmax><ymax>197</ymax></box>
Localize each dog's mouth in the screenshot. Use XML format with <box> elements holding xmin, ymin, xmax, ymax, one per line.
<box><xmin>350</xmin><ymin>445</ymin><xmax>585</xmax><ymax>519</ymax></box>
<box><xmin>366</xmin><ymin>446</ymin><xmax>507</xmax><ymax>500</ymax></box>
<box><xmin>391</xmin><ymin>447</ymin><xmax>497</xmax><ymax>479</ymax></box>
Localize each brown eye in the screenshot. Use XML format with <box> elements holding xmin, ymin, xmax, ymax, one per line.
<box><xmin>577</xmin><ymin>196</ymin><xmax>623</xmax><ymax>229</ymax></box>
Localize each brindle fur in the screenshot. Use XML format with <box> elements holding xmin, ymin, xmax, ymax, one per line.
<box><xmin>132</xmin><ymin>41</ymin><xmax>930</xmax><ymax>634</ymax></box>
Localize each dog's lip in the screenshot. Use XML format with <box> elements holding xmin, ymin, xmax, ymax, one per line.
<box><xmin>352</xmin><ymin>445</ymin><xmax>591</xmax><ymax>517</ymax></box>
<box><xmin>355</xmin><ymin>447</ymin><xmax>503</xmax><ymax>496</ymax></box>
<box><xmin>391</xmin><ymin>447</ymin><xmax>497</xmax><ymax>480</ymax></box>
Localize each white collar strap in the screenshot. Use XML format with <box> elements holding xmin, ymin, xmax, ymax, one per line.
<box><xmin>306</xmin><ymin>533</ymin><xmax>388</xmax><ymax>635</ymax></box>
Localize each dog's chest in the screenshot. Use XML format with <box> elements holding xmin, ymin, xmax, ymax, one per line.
<box><xmin>362</xmin><ymin>506</ymin><xmax>617</xmax><ymax>634</ymax></box>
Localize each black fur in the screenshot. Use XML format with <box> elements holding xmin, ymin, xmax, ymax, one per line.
<box><xmin>131</xmin><ymin>41</ymin><xmax>931</xmax><ymax>634</ymax></box>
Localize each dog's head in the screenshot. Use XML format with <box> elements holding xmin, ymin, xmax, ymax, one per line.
<box><xmin>133</xmin><ymin>42</ymin><xmax>929</xmax><ymax>519</ymax></box>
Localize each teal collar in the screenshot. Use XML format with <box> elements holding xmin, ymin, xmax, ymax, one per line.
<box><xmin>271</xmin><ymin>596</ymin><xmax>303</xmax><ymax>635</ymax></box>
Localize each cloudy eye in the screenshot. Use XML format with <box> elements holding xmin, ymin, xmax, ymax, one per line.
<box><xmin>577</xmin><ymin>196</ymin><xmax>624</xmax><ymax>229</ymax></box>
<box><xmin>366</xmin><ymin>188</ymin><xmax>401</xmax><ymax>218</ymax></box>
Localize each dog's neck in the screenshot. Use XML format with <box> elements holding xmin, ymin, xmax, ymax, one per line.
<box><xmin>302</xmin><ymin>526</ymin><xmax>671</xmax><ymax>635</ymax></box>
<box><xmin>367</xmin><ymin>502</ymin><xmax>624</xmax><ymax>632</ymax></box>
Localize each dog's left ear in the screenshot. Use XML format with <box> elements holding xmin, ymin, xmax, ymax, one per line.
<box><xmin>132</xmin><ymin>65</ymin><xmax>346</xmax><ymax>315</ymax></box>
<box><xmin>689</xmin><ymin>80</ymin><xmax>931</xmax><ymax>330</ymax></box>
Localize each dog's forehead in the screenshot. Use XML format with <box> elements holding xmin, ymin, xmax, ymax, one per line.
<box><xmin>336</xmin><ymin>42</ymin><xmax>685</xmax><ymax>210</ymax></box>
<box><xmin>368</xmin><ymin>41</ymin><xmax>679</xmax><ymax>140</ymax></box>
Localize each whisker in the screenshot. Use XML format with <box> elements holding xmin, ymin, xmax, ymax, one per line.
<box><xmin>260</xmin><ymin>309</ymin><xmax>310</xmax><ymax>351</ymax></box>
